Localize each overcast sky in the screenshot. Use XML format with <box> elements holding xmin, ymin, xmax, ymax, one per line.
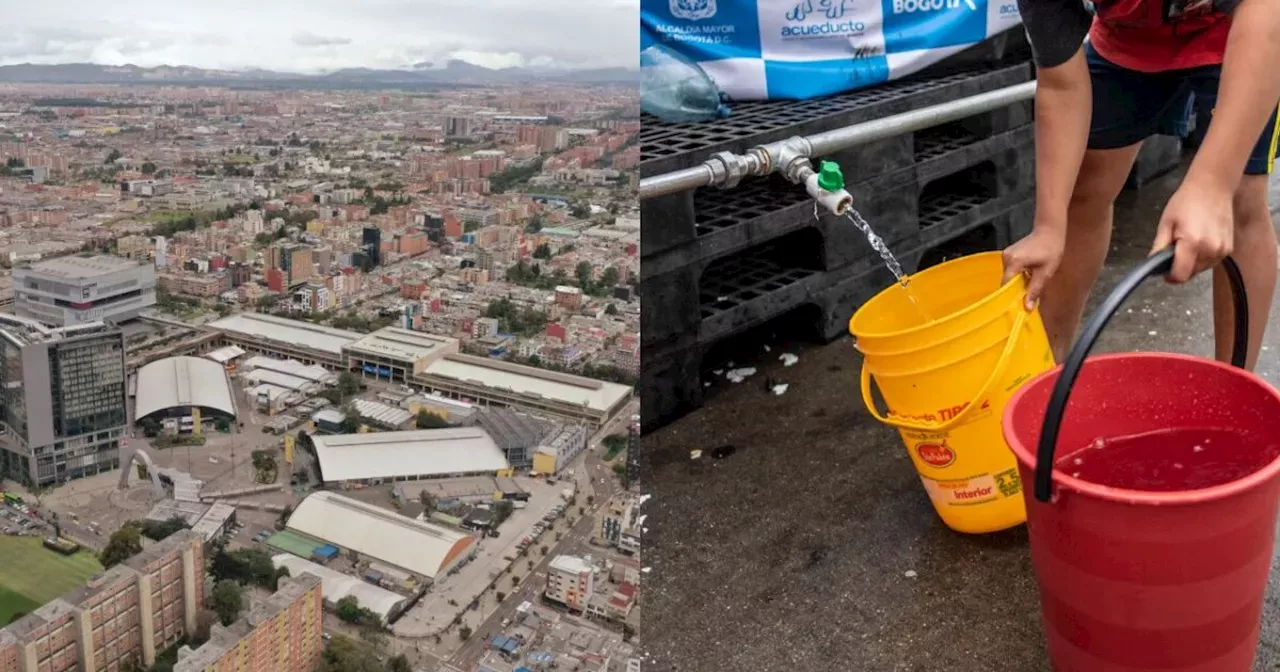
<box><xmin>0</xmin><ymin>0</ymin><xmax>639</xmax><ymax>72</ymax></box>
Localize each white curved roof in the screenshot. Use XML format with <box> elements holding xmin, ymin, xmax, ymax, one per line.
<box><xmin>286</xmin><ymin>491</ymin><xmax>476</xmax><ymax>580</ymax></box>
<box><xmin>135</xmin><ymin>356</ymin><xmax>236</xmax><ymax>420</ymax></box>
<box><xmin>270</xmin><ymin>554</ymin><xmax>406</xmax><ymax>622</ymax></box>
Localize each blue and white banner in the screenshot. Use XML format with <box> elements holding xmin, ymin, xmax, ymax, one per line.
<box><xmin>641</xmin><ymin>0</ymin><xmax>1024</xmax><ymax>101</ymax></box>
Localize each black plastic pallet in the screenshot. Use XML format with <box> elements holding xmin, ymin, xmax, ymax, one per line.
<box><xmin>640</xmin><ymin>60</ymin><xmax>1033</xmax><ymax>178</ymax></box>
<box><xmin>644</xmin><ymin>123</ymin><xmax>1035</xmax><ymax>277</ymax></box>
<box><xmin>641</xmin><ymin>96</ymin><xmax>1033</xmax><ymax>259</ymax></box>
<box><xmin>640</xmin><ymin>200</ymin><xmax>1035</xmax><ymax>429</ymax></box>
<box><xmin>641</xmin><ymin>128</ymin><xmax>1036</xmax><ymax>348</ymax></box>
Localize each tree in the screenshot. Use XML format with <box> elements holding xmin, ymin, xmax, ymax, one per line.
<box><xmin>140</xmin><ymin>515</ymin><xmax>188</xmax><ymax>541</ymax></box>
<box><xmin>99</xmin><ymin>522</ymin><xmax>143</xmax><ymax>568</ymax></box>
<box><xmin>337</xmin><ymin>372</ymin><xmax>361</xmax><ymax>398</ymax></box>
<box><xmin>336</xmin><ymin>596</ymin><xmax>362</xmax><ymax>623</ymax></box>
<box><xmin>387</xmin><ymin>655</ymin><xmax>412</xmax><ymax>672</ymax></box>
<box><xmin>317</xmin><ymin>636</ymin><xmax>383</xmax><ymax>672</ymax></box>
<box><xmin>210</xmin><ymin>581</ymin><xmax>244</xmax><ymax>626</ymax></box>
<box><xmin>419</xmin><ymin>490</ymin><xmax>437</xmax><ymax>515</ymax></box>
<box><xmin>540</xmin><ymin>545</ymin><xmax>549</xmax><ymax>556</ymax></box>
<box><xmin>338</xmin><ymin>406</ymin><xmax>361</xmax><ymax>434</ymax></box>
<box><xmin>600</xmin><ymin>266</ymin><xmax>621</xmax><ymax>288</ymax></box>
<box><xmin>605</xmin><ymin>303</ymin><xmax>619</xmax><ymax>316</ymax></box>
<box><xmin>459</xmin><ymin>626</ymin><xmax>473</xmax><ymax>641</ymax></box>
<box><xmin>511</xmin><ymin>575</ymin><xmax>521</xmax><ymax>587</ymax></box>
<box><xmin>416</xmin><ymin>410</ymin><xmax>449</xmax><ymax>429</ymax></box>
<box><xmin>571</xmin><ymin>203</ymin><xmax>591</xmax><ymax>219</ymax></box>
<box><xmin>277</xmin><ymin>505</ymin><xmax>293</xmax><ymax>529</ymax></box>
<box><xmin>140</xmin><ymin>162</ymin><xmax>157</xmax><ymax>174</ymax></box>
<box><xmin>210</xmin><ymin>547</ymin><xmax>277</xmax><ymax>588</ymax></box>
<box><xmin>272</xmin><ymin>566</ymin><xmax>291</xmax><ymax>590</ymax></box>
<box><xmin>104</xmin><ymin>149</ymin><xmax>122</xmax><ymax>164</ymax></box>
<box><xmin>532</xmin><ymin>243</ymin><xmax>552</xmax><ymax>260</ymax></box>
<box><xmin>139</xmin><ymin>416</ymin><xmax>162</xmax><ymax>437</ymax></box>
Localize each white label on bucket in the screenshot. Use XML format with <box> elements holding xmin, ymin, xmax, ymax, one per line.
<box><xmin>920</xmin><ymin>473</ymin><xmax>1001</xmax><ymax>507</ymax></box>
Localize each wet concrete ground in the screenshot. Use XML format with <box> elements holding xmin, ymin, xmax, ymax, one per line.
<box><xmin>640</xmin><ymin>163</ymin><xmax>1280</xmax><ymax>671</ymax></box>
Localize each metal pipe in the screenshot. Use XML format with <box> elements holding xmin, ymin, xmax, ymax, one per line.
<box><xmin>639</xmin><ymin>80</ymin><xmax>1038</xmax><ymax>201</ymax></box>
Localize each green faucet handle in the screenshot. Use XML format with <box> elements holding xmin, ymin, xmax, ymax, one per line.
<box><xmin>816</xmin><ymin>160</ymin><xmax>844</xmax><ymax>192</ymax></box>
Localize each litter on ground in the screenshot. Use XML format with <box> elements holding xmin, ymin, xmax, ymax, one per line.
<box><xmin>904</xmin><ymin>570</ymin><xmax>918</xmax><ymax>578</ymax></box>
<box><xmin>726</xmin><ymin>367</ymin><xmax>757</xmax><ymax>383</ymax></box>
<box><xmin>780</xmin><ymin>353</ymin><xmax>799</xmax><ymax>367</ymax></box>
<box><xmin>771</xmin><ymin>383</ymin><xmax>789</xmax><ymax>396</ymax></box>
<box><xmin>690</xmin><ymin>449</ymin><xmax>703</xmax><ymax>460</ymax></box>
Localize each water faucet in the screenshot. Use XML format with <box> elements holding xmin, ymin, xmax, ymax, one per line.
<box><xmin>804</xmin><ymin>161</ymin><xmax>853</xmax><ymax>217</ymax></box>
<box><xmin>772</xmin><ymin>138</ymin><xmax>852</xmax><ymax>216</ymax></box>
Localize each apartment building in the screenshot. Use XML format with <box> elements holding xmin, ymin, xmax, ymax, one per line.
<box><xmin>0</xmin><ymin>530</ymin><xmax>204</xmax><ymax>672</ymax></box>
<box><xmin>13</xmin><ymin>256</ymin><xmax>156</xmax><ymax>327</ymax></box>
<box><xmin>173</xmin><ymin>573</ymin><xmax>322</xmax><ymax>672</ymax></box>
<box><xmin>595</xmin><ymin>495</ymin><xmax>639</xmax><ymax>554</ymax></box>
<box><xmin>0</xmin><ymin>316</ymin><xmax>128</xmax><ymax>487</ymax></box>
<box><xmin>545</xmin><ymin>555</ymin><xmax>594</xmax><ymax>612</ymax></box>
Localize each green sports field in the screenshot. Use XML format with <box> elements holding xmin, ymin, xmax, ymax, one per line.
<box><xmin>0</xmin><ymin>537</ymin><xmax>103</xmax><ymax>625</ymax></box>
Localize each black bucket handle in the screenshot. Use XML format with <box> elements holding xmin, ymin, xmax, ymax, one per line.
<box><xmin>1033</xmin><ymin>244</ymin><xmax>1249</xmax><ymax>502</ymax></box>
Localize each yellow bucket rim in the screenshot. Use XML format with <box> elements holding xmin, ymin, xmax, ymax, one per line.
<box><xmin>848</xmin><ymin>251</ymin><xmax>1021</xmax><ymax>343</ymax></box>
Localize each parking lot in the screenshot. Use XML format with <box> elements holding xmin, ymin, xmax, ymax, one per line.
<box><xmin>0</xmin><ymin>499</ymin><xmax>48</xmax><ymax>538</ymax></box>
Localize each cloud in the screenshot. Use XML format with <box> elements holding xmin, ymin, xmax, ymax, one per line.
<box><xmin>0</xmin><ymin>0</ymin><xmax>639</xmax><ymax>72</ymax></box>
<box><xmin>292</xmin><ymin>31</ymin><xmax>352</xmax><ymax>48</ymax></box>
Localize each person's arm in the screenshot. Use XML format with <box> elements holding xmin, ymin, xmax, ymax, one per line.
<box><xmin>1151</xmin><ymin>0</ymin><xmax>1280</xmax><ymax>281</ymax></box>
<box><xmin>1001</xmin><ymin>1</ymin><xmax>1093</xmax><ymax>305</ymax></box>
<box><xmin>1183</xmin><ymin>0</ymin><xmax>1280</xmax><ymax>193</ymax></box>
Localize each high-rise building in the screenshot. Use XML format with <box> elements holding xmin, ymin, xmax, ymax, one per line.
<box><xmin>361</xmin><ymin>227</ymin><xmax>381</xmax><ymax>268</ymax></box>
<box><xmin>280</xmin><ymin>245</ymin><xmax>313</xmax><ymax>285</ymax></box>
<box><xmin>0</xmin><ymin>315</ymin><xmax>127</xmax><ymax>486</ymax></box>
<box><xmin>173</xmin><ymin>573</ymin><xmax>322</xmax><ymax>672</ymax></box>
<box><xmin>0</xmin><ymin>530</ymin><xmax>205</xmax><ymax>672</ymax></box>
<box><xmin>13</xmin><ymin>256</ymin><xmax>156</xmax><ymax>327</ymax></box>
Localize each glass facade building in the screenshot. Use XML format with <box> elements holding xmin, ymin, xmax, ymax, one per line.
<box><xmin>0</xmin><ymin>316</ymin><xmax>127</xmax><ymax>486</ymax></box>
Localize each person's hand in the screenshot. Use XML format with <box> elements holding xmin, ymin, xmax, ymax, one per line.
<box><xmin>1150</xmin><ymin>179</ymin><xmax>1234</xmax><ymax>283</ymax></box>
<box><xmin>1002</xmin><ymin>224</ymin><xmax>1066</xmax><ymax>310</ymax></box>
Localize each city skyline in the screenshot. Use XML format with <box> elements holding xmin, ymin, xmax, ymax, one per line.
<box><xmin>0</xmin><ymin>0</ymin><xmax>640</xmax><ymax>73</ymax></box>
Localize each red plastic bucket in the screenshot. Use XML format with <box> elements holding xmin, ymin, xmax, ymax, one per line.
<box><xmin>1002</xmin><ymin>247</ymin><xmax>1280</xmax><ymax>671</ymax></box>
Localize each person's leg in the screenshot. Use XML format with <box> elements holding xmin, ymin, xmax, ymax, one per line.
<box><xmin>1191</xmin><ymin>76</ymin><xmax>1280</xmax><ymax>369</ymax></box>
<box><xmin>1037</xmin><ymin>44</ymin><xmax>1186</xmax><ymax>359</ymax></box>
<box><xmin>1039</xmin><ymin>146</ymin><xmax>1142</xmax><ymax>358</ymax></box>
<box><xmin>1213</xmin><ymin>175</ymin><xmax>1277</xmax><ymax>369</ymax></box>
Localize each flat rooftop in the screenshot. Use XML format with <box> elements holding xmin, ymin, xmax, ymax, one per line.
<box><xmin>422</xmin><ymin>354</ymin><xmax>631</xmax><ymax>413</ymax></box>
<box><xmin>208</xmin><ymin>313</ymin><xmax>361</xmax><ymax>356</ymax></box>
<box><xmin>344</xmin><ymin>327</ymin><xmax>457</xmax><ymax>363</ymax></box>
<box><xmin>18</xmin><ymin>255</ymin><xmax>145</xmax><ymax>279</ymax></box>
<box><xmin>311</xmin><ymin>427</ymin><xmax>509</xmax><ymax>482</ymax></box>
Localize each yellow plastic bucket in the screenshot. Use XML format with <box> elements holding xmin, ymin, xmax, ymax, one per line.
<box><xmin>849</xmin><ymin>251</ymin><xmax>1055</xmax><ymax>534</ymax></box>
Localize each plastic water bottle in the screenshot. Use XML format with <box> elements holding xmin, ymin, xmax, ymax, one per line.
<box><xmin>641</xmin><ymin>44</ymin><xmax>731</xmax><ymax>124</ymax></box>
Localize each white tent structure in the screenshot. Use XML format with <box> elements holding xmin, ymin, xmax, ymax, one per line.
<box><xmin>134</xmin><ymin>356</ymin><xmax>236</xmax><ymax>421</ymax></box>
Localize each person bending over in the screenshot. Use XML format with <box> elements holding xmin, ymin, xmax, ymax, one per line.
<box><xmin>1003</xmin><ymin>0</ymin><xmax>1280</xmax><ymax>368</ymax></box>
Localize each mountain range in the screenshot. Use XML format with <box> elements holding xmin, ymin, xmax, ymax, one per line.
<box><xmin>0</xmin><ymin>60</ymin><xmax>639</xmax><ymax>88</ymax></box>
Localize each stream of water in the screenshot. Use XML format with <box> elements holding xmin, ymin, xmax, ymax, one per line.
<box><xmin>844</xmin><ymin>208</ymin><xmax>933</xmax><ymax>322</ymax></box>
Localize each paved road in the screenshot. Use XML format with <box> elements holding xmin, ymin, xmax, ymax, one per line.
<box><xmin>447</xmin><ymin>483</ymin><xmax>604</xmax><ymax>670</ymax></box>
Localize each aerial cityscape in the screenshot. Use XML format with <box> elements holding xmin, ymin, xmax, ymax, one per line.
<box><xmin>0</xmin><ymin>5</ymin><xmax>642</xmax><ymax>672</ymax></box>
